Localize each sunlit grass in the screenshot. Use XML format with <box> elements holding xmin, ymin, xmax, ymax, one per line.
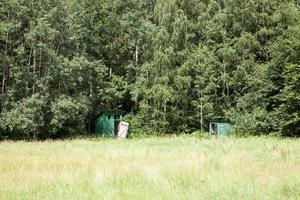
<box><xmin>0</xmin><ymin>137</ymin><xmax>299</xmax><ymax>200</ymax></box>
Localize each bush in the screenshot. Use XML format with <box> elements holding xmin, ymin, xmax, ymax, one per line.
<box><xmin>0</xmin><ymin>94</ymin><xmax>46</xmax><ymax>140</ymax></box>
<box><xmin>50</xmin><ymin>95</ymin><xmax>91</xmax><ymax>138</ymax></box>
<box><xmin>123</xmin><ymin>113</ymin><xmax>153</xmax><ymax>137</ymax></box>
<box><xmin>229</xmin><ymin>108</ymin><xmax>275</xmax><ymax>136</ymax></box>
<box><xmin>190</xmin><ymin>131</ymin><xmax>210</xmax><ymax>138</ymax></box>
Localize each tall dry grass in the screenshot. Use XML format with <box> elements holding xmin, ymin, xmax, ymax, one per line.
<box><xmin>0</xmin><ymin>137</ymin><xmax>299</xmax><ymax>200</ymax></box>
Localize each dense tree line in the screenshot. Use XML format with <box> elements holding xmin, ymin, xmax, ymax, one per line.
<box><xmin>0</xmin><ymin>0</ymin><xmax>299</xmax><ymax>139</ymax></box>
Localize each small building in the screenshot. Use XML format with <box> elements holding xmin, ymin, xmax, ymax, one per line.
<box><xmin>95</xmin><ymin>111</ymin><xmax>123</xmax><ymax>136</ymax></box>
<box><xmin>209</xmin><ymin>122</ymin><xmax>232</xmax><ymax>137</ymax></box>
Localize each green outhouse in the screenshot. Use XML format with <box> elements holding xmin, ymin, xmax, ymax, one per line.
<box><xmin>209</xmin><ymin>122</ymin><xmax>232</xmax><ymax>137</ymax></box>
<box><xmin>95</xmin><ymin>111</ymin><xmax>123</xmax><ymax>136</ymax></box>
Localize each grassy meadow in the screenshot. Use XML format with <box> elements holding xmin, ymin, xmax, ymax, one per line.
<box><xmin>0</xmin><ymin>137</ymin><xmax>299</xmax><ymax>200</ymax></box>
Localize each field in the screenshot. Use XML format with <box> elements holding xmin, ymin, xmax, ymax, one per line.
<box><xmin>0</xmin><ymin>137</ymin><xmax>299</xmax><ymax>200</ymax></box>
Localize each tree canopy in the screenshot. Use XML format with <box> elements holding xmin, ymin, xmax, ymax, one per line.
<box><xmin>0</xmin><ymin>0</ymin><xmax>299</xmax><ymax>139</ymax></box>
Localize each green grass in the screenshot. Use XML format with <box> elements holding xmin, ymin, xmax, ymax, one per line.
<box><xmin>0</xmin><ymin>136</ymin><xmax>299</xmax><ymax>200</ymax></box>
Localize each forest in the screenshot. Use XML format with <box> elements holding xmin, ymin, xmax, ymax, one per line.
<box><xmin>0</xmin><ymin>0</ymin><xmax>299</xmax><ymax>139</ymax></box>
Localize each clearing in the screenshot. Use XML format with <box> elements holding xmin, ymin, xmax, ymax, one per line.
<box><xmin>0</xmin><ymin>137</ymin><xmax>299</xmax><ymax>200</ymax></box>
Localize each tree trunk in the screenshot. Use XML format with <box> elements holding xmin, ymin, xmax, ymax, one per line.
<box><xmin>32</xmin><ymin>48</ymin><xmax>36</xmax><ymax>94</ymax></box>
<box><xmin>226</xmin><ymin>82</ymin><xmax>229</xmax><ymax>100</ymax></box>
<box><xmin>27</xmin><ymin>45</ymin><xmax>32</xmax><ymax>95</ymax></box>
<box><xmin>59</xmin><ymin>81</ymin><xmax>61</xmax><ymax>94</ymax></box>
<box><xmin>33</xmin><ymin>130</ymin><xmax>37</xmax><ymax>141</ymax></box>
<box><xmin>28</xmin><ymin>46</ymin><xmax>32</xmax><ymax>66</ymax></box>
<box><xmin>1</xmin><ymin>66</ymin><xmax>5</xmax><ymax>93</ymax></box>
<box><xmin>200</xmin><ymin>99</ymin><xmax>203</xmax><ymax>132</ymax></box>
<box><xmin>2</xmin><ymin>31</ymin><xmax>9</xmax><ymax>93</ymax></box>
<box><xmin>25</xmin><ymin>81</ymin><xmax>28</xmax><ymax>97</ymax></box>
<box><xmin>222</xmin><ymin>64</ymin><xmax>226</xmax><ymax>99</ymax></box>
<box><xmin>135</xmin><ymin>42</ymin><xmax>139</xmax><ymax>66</ymax></box>
<box><xmin>163</xmin><ymin>100</ymin><xmax>167</xmax><ymax>123</ymax></box>
<box><xmin>109</xmin><ymin>67</ymin><xmax>112</xmax><ymax>80</ymax></box>
<box><xmin>38</xmin><ymin>47</ymin><xmax>42</xmax><ymax>78</ymax></box>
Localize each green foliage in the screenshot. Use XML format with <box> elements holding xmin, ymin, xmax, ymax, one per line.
<box><xmin>228</xmin><ymin>108</ymin><xmax>276</xmax><ymax>136</ymax></box>
<box><xmin>50</xmin><ymin>95</ymin><xmax>91</xmax><ymax>138</ymax></box>
<box><xmin>123</xmin><ymin>113</ymin><xmax>153</xmax><ymax>136</ymax></box>
<box><xmin>278</xmin><ymin>64</ymin><xmax>300</xmax><ymax>136</ymax></box>
<box><xmin>0</xmin><ymin>94</ymin><xmax>46</xmax><ymax>139</ymax></box>
<box><xmin>189</xmin><ymin>130</ymin><xmax>210</xmax><ymax>138</ymax></box>
<box><xmin>0</xmin><ymin>0</ymin><xmax>299</xmax><ymax>138</ymax></box>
